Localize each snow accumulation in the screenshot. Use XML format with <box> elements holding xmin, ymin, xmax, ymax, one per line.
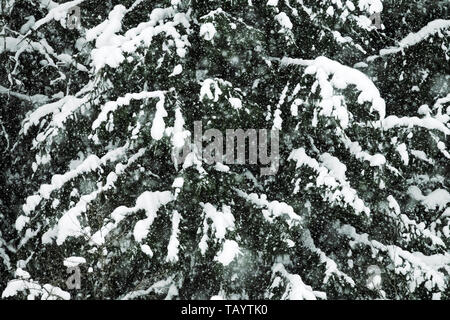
<box><xmin>15</xmin><ymin>268</ymin><xmax>31</xmax><ymax>279</ymax></box>
<box><xmin>90</xmin><ymin>190</ymin><xmax>174</xmax><ymax>246</ymax></box>
<box><xmin>387</xmin><ymin>195</ymin><xmax>401</xmax><ymax>215</ymax></box>
<box><xmin>326</xmin><ymin>6</ymin><xmax>334</xmax><ymax>17</ymax></box>
<box><xmin>63</xmin><ymin>256</ymin><xmax>86</xmax><ymax>268</ymax></box>
<box><xmin>357</xmin><ymin>0</ymin><xmax>383</xmax><ymax>14</ymax></box>
<box><xmin>2</xmin><ymin>278</ymin><xmax>70</xmax><ymax>300</ymax></box>
<box><xmin>2</xmin><ymin>279</ymin><xmax>40</xmax><ymax>299</ymax></box>
<box><xmin>270</xmin><ymin>263</ymin><xmax>326</xmax><ymax>300</ymax></box>
<box><xmin>338</xmin><ymin>131</ymin><xmax>386</xmax><ymax>167</ymax></box>
<box><xmin>121</xmin><ymin>276</ymin><xmax>175</xmax><ymax>300</ymax></box>
<box><xmin>53</xmin><ymin>148</ymin><xmax>144</xmax><ymax>243</ymax></box>
<box><xmin>305</xmin><ymin>56</ymin><xmax>386</xmax><ymax>120</ymax></box>
<box><xmin>280</xmin><ymin>56</ymin><xmax>311</xmax><ymax>67</ymax></box>
<box><xmin>86</xmin><ymin>4</ymin><xmax>127</xmax><ymax>71</ymax></box>
<box><xmin>204</xmin><ymin>204</ymin><xmax>235</xmax><ymax>240</ymax></box>
<box><xmin>387</xmin><ymin>195</ymin><xmax>445</xmax><ymax>247</ymax></box>
<box><xmin>134</xmin><ymin>191</ymin><xmax>174</xmax><ymax>243</ymax></box>
<box><xmin>228</xmin><ymin>97</ymin><xmax>242</xmax><ymax>110</ymax></box>
<box><xmin>288</xmin><ymin>148</ymin><xmax>370</xmax><ymax>216</ymax></box>
<box><xmin>199</xmin><ymin>204</ymin><xmax>236</xmax><ymax>255</ymax></box>
<box><xmin>338</xmin><ymin>223</ymin><xmax>448</xmax><ymax>293</ymax></box>
<box><xmin>346</xmin><ymin>1</ymin><xmax>356</xmax><ymax>12</ymax></box>
<box><xmin>182</xmin><ymin>150</ymin><xmax>206</xmax><ymax>174</ymax></box>
<box><xmin>21</xmin><ymin>146</ymin><xmax>150</xmax><ymax>247</ymax></box>
<box><xmin>272</xmin><ymin>109</ymin><xmax>283</xmax><ymax>130</ymax></box>
<box><xmin>275</xmin><ymin>12</ymin><xmax>293</xmax><ymax>30</ymax></box>
<box><xmin>407</xmin><ymin>186</ymin><xmax>450</xmax><ymax>211</ymax></box>
<box><xmin>22</xmin><ymin>144</ymin><xmax>127</xmax><ymax>216</ymax></box>
<box><xmin>319</xmin><ymin>153</ymin><xmax>347</xmax><ymax>182</ymax></box>
<box><xmin>15</xmin><ymin>215</ymin><xmax>30</xmax><ymax>232</ymax></box>
<box><xmin>23</xmin><ymin>95</ymin><xmax>88</xmax><ymax>135</ymax></box>
<box><xmin>290</xmin><ymin>98</ymin><xmax>302</xmax><ymax>116</ymax></box>
<box><xmin>273</xmin><ymin>83</ymin><xmax>288</xmax><ymax>130</ymax></box>
<box><xmin>91</xmin><ymin>90</ymin><xmax>167</xmax><ymax>141</ymax></box>
<box><xmin>200</xmin><ymin>78</ymin><xmax>223</xmax><ymax>102</ymax></box>
<box><xmin>215</xmin><ymin>239</ymin><xmax>241</xmax><ymax>266</ymax></box>
<box><xmin>169</xmin><ymin>64</ymin><xmax>183</xmax><ymax>77</ymax></box>
<box><xmin>400</xmin><ymin>19</ymin><xmax>450</xmax><ymax>48</ymax></box>
<box><xmin>3</xmin><ymin>0</ymin><xmax>449</xmax><ymax>302</ymax></box>
<box><xmin>236</xmin><ymin>190</ymin><xmax>302</xmax><ymax>225</ymax></box>
<box><xmin>141</xmin><ymin>244</ymin><xmax>153</xmax><ymax>257</ymax></box>
<box><xmin>200</xmin><ymin>23</ymin><xmax>217</xmax><ymax>41</ymax></box>
<box><xmin>32</xmin><ymin>0</ymin><xmax>86</xmax><ymax>30</ymax></box>
<box><xmin>410</xmin><ymin>149</ymin><xmax>434</xmax><ymax>165</ymax></box>
<box><xmin>301</xmin><ymin>229</ymin><xmax>355</xmax><ymax>286</ymax></box>
<box><xmin>396</xmin><ymin>143</ymin><xmax>409</xmax><ymax>165</ymax></box>
<box><xmin>87</xmin><ymin>5</ymin><xmax>190</xmax><ymax>72</ymax></box>
<box><xmin>170</xmin><ymin>108</ymin><xmax>188</xmax><ymax>150</ymax></box>
<box><xmin>375</xmin><ymin>115</ymin><xmax>450</xmax><ymax>135</ymax></box>
<box><xmin>332</xmin><ymin>31</ymin><xmax>353</xmax><ymax>44</ymax></box>
<box><xmin>214</xmin><ymin>162</ymin><xmax>230</xmax><ymax>172</ymax></box>
<box><xmin>172</xmin><ymin>177</ymin><xmax>184</xmax><ymax>189</ymax></box>
<box><xmin>166</xmin><ymin>210</ymin><xmax>181</xmax><ymax>263</ymax></box>
<box><xmin>378</xmin><ymin>19</ymin><xmax>450</xmax><ymax>57</ymax></box>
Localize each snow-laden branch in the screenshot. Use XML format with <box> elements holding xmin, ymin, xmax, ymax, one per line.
<box><xmin>22</xmin><ymin>144</ymin><xmax>129</xmax><ymax>217</ymax></box>
<box><xmin>371</xmin><ymin>19</ymin><xmax>450</xmax><ymax>59</ymax></box>
<box><xmin>305</xmin><ymin>56</ymin><xmax>386</xmax><ymax>120</ymax></box>
<box><xmin>374</xmin><ymin>115</ymin><xmax>450</xmax><ymax>135</ymax></box>
<box><xmin>23</xmin><ymin>94</ymin><xmax>89</xmax><ymax>136</ymax></box>
<box><xmin>267</xmin><ymin>263</ymin><xmax>326</xmax><ymax>300</ymax></box>
<box><xmin>121</xmin><ymin>276</ymin><xmax>176</xmax><ymax>300</ymax></box>
<box><xmin>0</xmin><ymin>84</ymin><xmax>49</xmax><ymax>105</ymax></box>
<box><xmin>198</xmin><ymin>203</ymin><xmax>235</xmax><ymax>251</ymax></box>
<box><xmin>288</xmin><ymin>147</ymin><xmax>371</xmax><ymax>216</ymax></box>
<box><xmin>91</xmin><ymin>90</ymin><xmax>166</xmax><ymax>140</ymax></box>
<box><xmin>301</xmin><ymin>229</ymin><xmax>356</xmax><ymax>286</ymax></box>
<box><xmin>37</xmin><ymin>147</ymin><xmax>147</xmax><ymax>245</ymax></box>
<box><xmin>338</xmin><ymin>223</ymin><xmax>449</xmax><ymax>293</ymax></box>
<box><xmin>335</xmin><ymin>128</ymin><xmax>386</xmax><ymax>166</ymax></box>
<box><xmin>31</xmin><ymin>0</ymin><xmax>86</xmax><ymax>31</ymax></box>
<box><xmin>86</xmin><ymin>5</ymin><xmax>191</xmax><ymax>72</ymax></box>
<box><xmin>386</xmin><ymin>195</ymin><xmax>446</xmax><ymax>248</ymax></box>
<box><xmin>2</xmin><ymin>268</ymin><xmax>70</xmax><ymax>300</ymax></box>
<box><xmin>235</xmin><ymin>189</ymin><xmax>303</xmax><ymax>225</ymax></box>
<box><xmin>89</xmin><ymin>190</ymin><xmax>174</xmax><ymax>247</ymax></box>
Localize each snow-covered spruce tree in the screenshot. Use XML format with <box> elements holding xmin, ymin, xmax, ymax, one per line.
<box><xmin>1</xmin><ymin>0</ymin><xmax>91</xmax><ymax>291</ymax></box>
<box><xmin>1</xmin><ymin>0</ymin><xmax>449</xmax><ymax>299</ymax></box>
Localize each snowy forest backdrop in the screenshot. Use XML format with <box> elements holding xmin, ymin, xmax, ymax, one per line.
<box><xmin>0</xmin><ymin>0</ymin><xmax>449</xmax><ymax>300</ymax></box>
